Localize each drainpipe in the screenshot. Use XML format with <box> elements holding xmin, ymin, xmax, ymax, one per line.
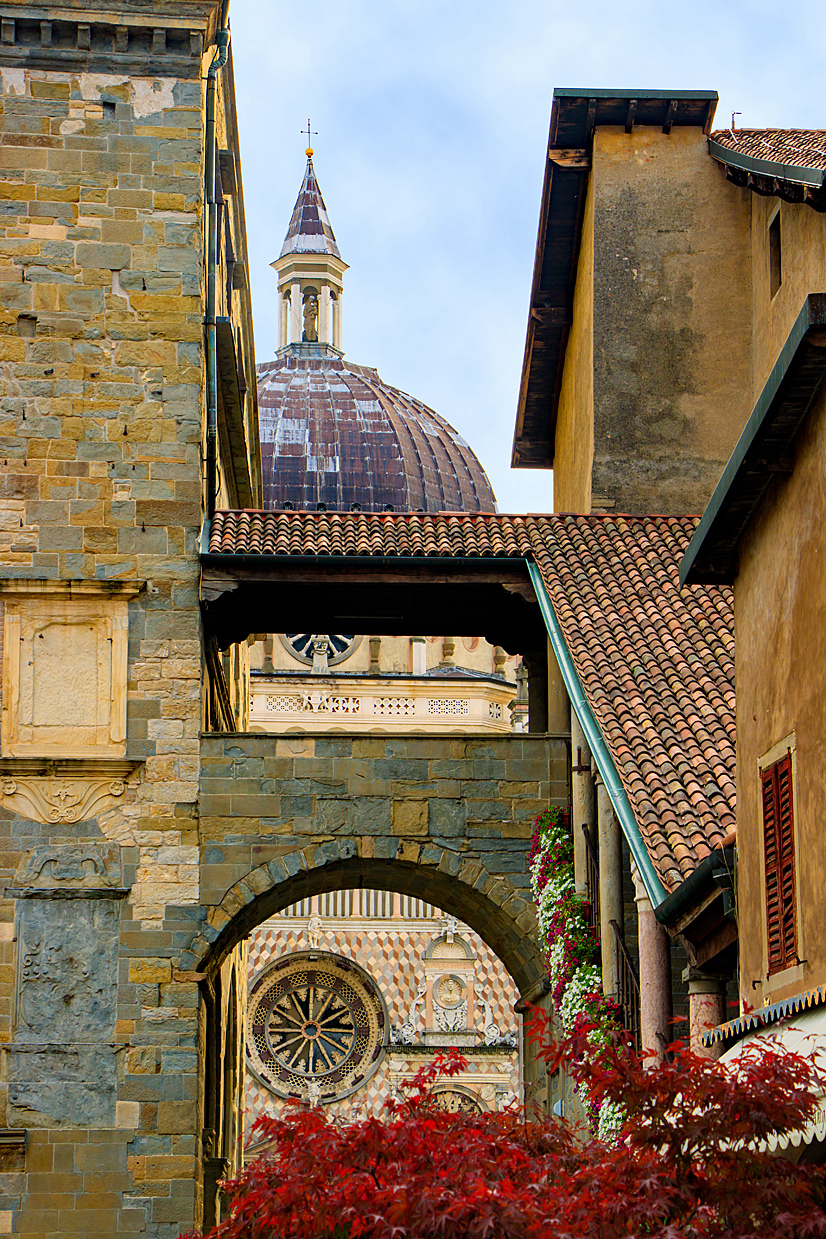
<box><xmin>205</xmin><ymin>0</ymin><xmax>231</xmax><ymax>519</ymax></box>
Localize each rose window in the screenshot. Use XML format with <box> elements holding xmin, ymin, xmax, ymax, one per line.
<box><xmin>247</xmin><ymin>952</ymin><xmax>386</xmax><ymax>1102</ymax></box>
<box><xmin>280</xmin><ymin>634</ymin><xmax>360</xmax><ymax>666</ymax></box>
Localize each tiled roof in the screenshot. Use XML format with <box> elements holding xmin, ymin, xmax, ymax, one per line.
<box><xmin>258</xmin><ymin>356</ymin><xmax>497</xmax><ymax>514</ymax></box>
<box><xmin>710</xmin><ymin>128</ymin><xmax>826</xmax><ymax>172</ymax></box>
<box><xmin>206</xmin><ymin>510</ymin><xmax>735</xmax><ymax>891</ymax></box>
<box><xmin>279</xmin><ymin>157</ymin><xmax>342</xmax><ymax>260</ymax></box>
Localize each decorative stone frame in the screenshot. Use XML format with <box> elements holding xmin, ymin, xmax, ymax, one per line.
<box><xmin>0</xmin><ymin>581</ymin><xmax>138</xmax><ymax>759</ymax></box>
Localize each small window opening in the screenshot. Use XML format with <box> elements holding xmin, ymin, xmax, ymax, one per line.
<box><xmin>769</xmin><ymin>211</ymin><xmax>782</xmax><ymax>299</ymax></box>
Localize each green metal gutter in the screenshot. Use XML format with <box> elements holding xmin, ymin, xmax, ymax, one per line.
<box><xmin>708</xmin><ymin>138</ymin><xmax>826</xmax><ymax>189</ymax></box>
<box><xmin>527</xmin><ymin>561</ymin><xmax>667</xmax><ymax>907</ymax></box>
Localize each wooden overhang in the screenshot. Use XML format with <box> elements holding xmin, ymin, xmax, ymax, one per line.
<box><xmin>681</xmin><ymin>293</ymin><xmax>826</xmax><ymax>585</ymax></box>
<box><xmin>200</xmin><ymin>549</ymin><xmax>547</xmax><ymax>655</ymax></box>
<box><xmin>512</xmin><ymin>87</ymin><xmax>719</xmax><ymax>471</ymax></box>
<box><xmin>708</xmin><ymin>138</ymin><xmax>826</xmax><ymax>211</ymax></box>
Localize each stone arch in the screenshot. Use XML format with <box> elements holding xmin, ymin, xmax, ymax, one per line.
<box><xmin>183</xmin><ymin>836</ymin><xmax>544</xmax><ymax>999</ymax></box>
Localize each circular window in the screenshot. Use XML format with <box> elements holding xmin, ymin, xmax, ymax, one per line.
<box><xmin>247</xmin><ymin>952</ymin><xmax>387</xmax><ymax>1103</ymax></box>
<box><xmin>279</xmin><ymin>634</ymin><xmax>362</xmax><ymax>667</ymax></box>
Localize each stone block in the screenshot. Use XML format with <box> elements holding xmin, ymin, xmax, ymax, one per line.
<box><xmin>429</xmin><ymin>798</ymin><xmax>467</xmax><ymax>838</ymax></box>
<box><xmin>352</xmin><ymin>797</ymin><xmax>391</xmax><ymax>835</ymax></box>
<box><xmin>157</xmin><ymin>1101</ymin><xmax>195</xmax><ymax>1134</ymax></box>
<box><xmin>393</xmin><ymin>800</ymin><xmax>428</xmax><ymax>836</ymax></box>
<box><xmin>128</xmin><ymin>959</ymin><xmax>171</xmax><ymax>985</ymax></box>
<box><xmin>75</xmin><ymin>242</ymin><xmax>130</xmax><ymax>270</ymax></box>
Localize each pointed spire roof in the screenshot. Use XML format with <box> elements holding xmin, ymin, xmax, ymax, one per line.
<box><xmin>279</xmin><ymin>157</ymin><xmax>342</xmax><ymax>260</ymax></box>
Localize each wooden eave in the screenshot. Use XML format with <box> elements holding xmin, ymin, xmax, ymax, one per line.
<box><xmin>512</xmin><ymin>88</ymin><xmax>719</xmax><ymax>470</ymax></box>
<box><xmin>681</xmin><ymin>293</ymin><xmax>826</xmax><ymax>585</ymax></box>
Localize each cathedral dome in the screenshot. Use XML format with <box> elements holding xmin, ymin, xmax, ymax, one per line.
<box><xmin>258</xmin><ymin>352</ymin><xmax>497</xmax><ymax>513</ymax></box>
<box><xmin>260</xmin><ymin>155</ymin><xmax>497</xmax><ymax>514</ymax></box>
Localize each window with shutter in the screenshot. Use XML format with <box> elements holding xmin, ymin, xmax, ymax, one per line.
<box><xmin>762</xmin><ymin>751</ymin><xmax>798</xmax><ymax>975</ymax></box>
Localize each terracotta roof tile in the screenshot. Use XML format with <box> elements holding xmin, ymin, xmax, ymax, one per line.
<box><xmin>710</xmin><ymin>128</ymin><xmax>826</xmax><ymax>171</ymax></box>
<box><xmin>207</xmin><ymin>510</ymin><xmax>735</xmax><ymax>891</ymax></box>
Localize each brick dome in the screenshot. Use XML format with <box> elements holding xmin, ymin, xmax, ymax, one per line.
<box><xmin>258</xmin><ymin>350</ymin><xmax>498</xmax><ymax>514</ymax></box>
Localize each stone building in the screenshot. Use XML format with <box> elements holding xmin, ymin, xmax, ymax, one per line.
<box><xmin>242</xmin><ymin>159</ymin><xmax>522</xmax><ymax>1131</ymax></box>
<box><xmin>0</xmin><ymin>22</ymin><xmax>796</xmax><ymax>1234</ymax></box>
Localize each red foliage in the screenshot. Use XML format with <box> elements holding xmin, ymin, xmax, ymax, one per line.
<box><xmin>183</xmin><ymin>1018</ymin><xmax>826</xmax><ymax>1239</ymax></box>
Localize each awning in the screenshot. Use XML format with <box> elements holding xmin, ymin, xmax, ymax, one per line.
<box><xmin>720</xmin><ymin>1006</ymin><xmax>826</xmax><ymax>1154</ymax></box>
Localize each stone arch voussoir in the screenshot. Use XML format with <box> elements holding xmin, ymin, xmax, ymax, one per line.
<box><xmin>183</xmin><ymin>835</ymin><xmax>543</xmax><ymax>998</ymax></box>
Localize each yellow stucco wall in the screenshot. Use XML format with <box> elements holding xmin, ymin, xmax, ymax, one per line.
<box><xmin>749</xmin><ymin>197</ymin><xmax>826</xmax><ymax>401</ymax></box>
<box><xmin>552</xmin><ymin>171</ymin><xmax>594</xmax><ymax>514</ymax></box>
<box><xmin>734</xmin><ymin>381</ymin><xmax>826</xmax><ymax>1006</ymax></box>
<box><xmin>553</xmin><ymin>128</ymin><xmax>754</xmax><ymax>515</ymax></box>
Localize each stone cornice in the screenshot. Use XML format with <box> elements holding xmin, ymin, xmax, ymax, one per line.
<box><xmin>0</xmin><ymin>4</ymin><xmax>221</xmax><ymax>75</ymax></box>
<box><xmin>0</xmin><ymin>579</ymin><xmax>144</xmax><ymax>597</ymax></box>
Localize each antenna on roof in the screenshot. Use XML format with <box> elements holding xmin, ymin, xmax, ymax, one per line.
<box><xmin>301</xmin><ymin>117</ymin><xmax>318</xmax><ymax>158</ymax></box>
<box><xmin>731</xmin><ymin>111</ymin><xmax>741</xmax><ymax>131</ymax></box>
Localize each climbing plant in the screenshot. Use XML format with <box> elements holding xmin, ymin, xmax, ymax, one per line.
<box><xmin>529</xmin><ymin>806</ymin><xmax>619</xmax><ymax>1042</ymax></box>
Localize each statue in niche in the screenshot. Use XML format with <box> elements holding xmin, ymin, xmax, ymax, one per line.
<box><xmin>303</xmin><ymin>292</ymin><xmax>319</xmax><ymax>341</ymax></box>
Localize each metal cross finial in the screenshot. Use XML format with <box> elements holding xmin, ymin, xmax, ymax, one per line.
<box><xmin>302</xmin><ymin>117</ymin><xmax>318</xmax><ymax>157</ymax></box>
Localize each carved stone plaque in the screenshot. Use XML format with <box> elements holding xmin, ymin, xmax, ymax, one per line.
<box><xmin>15</xmin><ymin>843</ymin><xmax>123</xmax><ymax>890</ymax></box>
<box><xmin>15</xmin><ymin>896</ymin><xmax>119</xmax><ymax>1042</ymax></box>
<box><xmin>7</xmin><ymin>895</ymin><xmax>120</xmax><ymax>1127</ymax></box>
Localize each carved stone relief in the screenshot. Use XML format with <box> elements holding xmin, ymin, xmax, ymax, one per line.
<box><xmin>14</xmin><ymin>842</ymin><xmax>123</xmax><ymax>890</ymax></box>
<box><xmin>2</xmin><ymin>592</ymin><xmax>129</xmax><ymax>757</ymax></box>
<box><xmin>15</xmin><ymin>896</ymin><xmax>119</xmax><ymax>1042</ymax></box>
<box><xmin>6</xmin><ymin>893</ymin><xmax>120</xmax><ymax>1127</ymax></box>
<box><xmin>0</xmin><ymin>776</ymin><xmax>126</xmax><ymax>825</ymax></box>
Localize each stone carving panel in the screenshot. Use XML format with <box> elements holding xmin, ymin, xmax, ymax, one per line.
<box><xmin>15</xmin><ymin>896</ymin><xmax>119</xmax><ymax>1043</ymax></box>
<box><xmin>14</xmin><ymin>843</ymin><xmax>123</xmax><ymax>890</ymax></box>
<box><xmin>6</xmin><ymin>1044</ymin><xmax>116</xmax><ymax>1129</ymax></box>
<box><xmin>2</xmin><ymin>593</ymin><xmax>128</xmax><ymax>757</ymax></box>
<box><xmin>7</xmin><ymin>894</ymin><xmax>120</xmax><ymax>1128</ymax></box>
<box><xmin>1</xmin><ymin>776</ymin><xmax>126</xmax><ymax>825</ymax></box>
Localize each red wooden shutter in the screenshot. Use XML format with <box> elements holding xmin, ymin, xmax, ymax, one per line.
<box><xmin>763</xmin><ymin>752</ymin><xmax>797</xmax><ymax>975</ymax></box>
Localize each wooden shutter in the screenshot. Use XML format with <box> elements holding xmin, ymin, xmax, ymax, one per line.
<box><xmin>762</xmin><ymin>752</ymin><xmax>797</xmax><ymax>975</ymax></box>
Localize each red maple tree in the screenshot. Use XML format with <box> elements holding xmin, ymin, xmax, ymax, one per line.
<box><xmin>184</xmin><ymin>1012</ymin><xmax>826</xmax><ymax>1239</ymax></box>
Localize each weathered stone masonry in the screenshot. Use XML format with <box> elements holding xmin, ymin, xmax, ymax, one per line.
<box><xmin>191</xmin><ymin>733</ymin><xmax>561</xmax><ymax>995</ymax></box>
<box><xmin>0</xmin><ymin>1</ymin><xmax>559</xmax><ymax>1234</ymax></box>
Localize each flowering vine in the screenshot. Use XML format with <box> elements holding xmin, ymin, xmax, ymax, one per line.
<box><xmin>529</xmin><ymin>806</ymin><xmax>623</xmax><ymax>1138</ymax></box>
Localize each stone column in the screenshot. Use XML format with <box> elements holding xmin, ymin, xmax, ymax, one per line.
<box><xmin>279</xmin><ymin>291</ymin><xmax>289</xmax><ymax>348</ymax></box>
<box><xmin>546</xmin><ymin>639</ymin><xmax>570</xmax><ymax>733</ymax></box>
<box><xmin>319</xmin><ymin>284</ymin><xmax>331</xmax><ymax>344</ymax></box>
<box><xmin>410</xmin><ymin>636</ymin><xmax>426</xmax><ymax>674</ymax></box>
<box><xmin>632</xmin><ymin>866</ymin><xmax>671</xmax><ymax>1058</ymax></box>
<box><xmin>686</xmin><ymin>970</ymin><xmax>727</xmax><ymax>1058</ymax></box>
<box><xmin>596</xmin><ymin>776</ymin><xmax>622</xmax><ymax>998</ymax></box>
<box><xmin>290</xmin><ymin>279</ymin><xmax>302</xmax><ymax>342</ymax></box>
<box><xmin>570</xmin><ymin>712</ymin><xmax>594</xmax><ymax>896</ymax></box>
<box><xmin>333</xmin><ymin>290</ymin><xmax>342</xmax><ymax>348</ymax></box>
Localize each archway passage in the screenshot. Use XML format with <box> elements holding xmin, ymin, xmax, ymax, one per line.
<box><xmin>188</xmin><ymin>731</ymin><xmax>560</xmax><ymax>1001</ymax></box>
<box><xmin>243</xmin><ymin>887</ymin><xmax>522</xmax><ymax>1135</ymax></box>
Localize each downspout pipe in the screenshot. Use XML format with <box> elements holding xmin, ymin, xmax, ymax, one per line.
<box><xmin>527</xmin><ymin>561</ymin><xmax>668</xmax><ymax>908</ymax></box>
<box><xmin>205</xmin><ymin>0</ymin><xmax>231</xmax><ymax>519</ymax></box>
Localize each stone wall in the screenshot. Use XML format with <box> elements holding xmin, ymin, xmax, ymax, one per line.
<box><xmin>192</xmin><ymin>731</ymin><xmax>564</xmax><ymax>998</ymax></box>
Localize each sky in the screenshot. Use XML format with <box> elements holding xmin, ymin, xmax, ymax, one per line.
<box><xmin>228</xmin><ymin>0</ymin><xmax>826</xmax><ymax>513</ymax></box>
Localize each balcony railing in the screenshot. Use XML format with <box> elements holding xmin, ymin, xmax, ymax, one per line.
<box><xmin>582</xmin><ymin>824</ymin><xmax>600</xmax><ymax>937</ymax></box>
<box><xmin>611</xmin><ymin>918</ymin><xmax>641</xmax><ymax>1050</ymax></box>
<box><xmin>249</xmin><ymin>674</ymin><xmax>515</xmax><ymax>734</ymax></box>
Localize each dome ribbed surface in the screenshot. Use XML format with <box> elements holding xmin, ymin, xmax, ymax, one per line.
<box><xmin>258</xmin><ymin>353</ymin><xmax>498</xmax><ymax>513</ymax></box>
